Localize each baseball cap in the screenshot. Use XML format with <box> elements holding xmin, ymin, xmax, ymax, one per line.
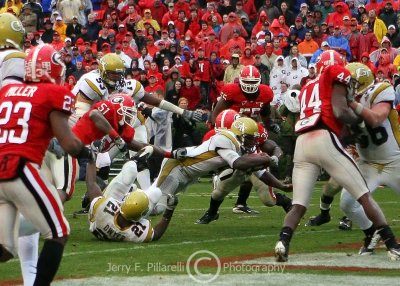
<box><xmin>72</xmin><ymin>15</ymin><xmax>78</xmax><ymax>20</ymax></box>
<box><xmin>162</xmin><ymin>66</ymin><xmax>169</xmax><ymax>71</ymax></box>
<box><xmin>231</xmin><ymin>53</ymin><xmax>240</xmax><ymax>58</ymax></box>
<box><xmin>168</xmin><ymin>21</ymin><xmax>174</xmax><ymax>26</ymax></box>
<box><xmin>343</xmin><ymin>16</ymin><xmax>350</xmax><ymax>20</ymax></box>
<box><xmin>198</xmin><ymin>47</ymin><xmax>204</xmax><ymax>51</ymax></box>
<box><xmin>116</xmin><ymin>44</ymin><xmax>122</xmax><ymax>49</ymax></box>
<box><xmin>265</xmin><ymin>43</ymin><xmax>272</xmax><ymax>48</ymax></box>
<box><xmin>56</xmin><ymin>16</ymin><xmax>63</xmax><ymax>21</ymax></box>
<box><xmin>222</xmin><ymin>59</ymin><xmax>230</xmax><ymax>64</ymax></box>
<box><xmin>300</xmin><ymin>3</ymin><xmax>307</xmax><ymax>7</ymax></box>
<box><xmin>194</xmin><ymin>76</ymin><xmax>201</xmax><ymax>81</ymax></box>
<box><xmin>53</xmin><ymin>31</ymin><xmax>60</xmax><ymax>36</ymax></box>
<box><xmin>162</xmin><ymin>29</ymin><xmax>168</xmax><ymax>34</ymax></box>
<box><xmin>321</xmin><ymin>22</ymin><xmax>327</xmax><ymax>26</ymax></box>
<box><xmin>144</xmin><ymin>9</ymin><xmax>151</xmax><ymax>13</ymax></box>
<box><xmin>118</xmin><ymin>24</ymin><xmax>125</xmax><ymax>28</ymax></box>
<box><xmin>334</xmin><ymin>25</ymin><xmax>340</xmax><ymax>29</ymax></box>
<box><xmin>208</xmin><ymin>30</ymin><xmax>216</xmax><ymax>36</ymax></box>
<box><xmin>102</xmin><ymin>42</ymin><xmax>111</xmax><ymax>48</ymax></box>
<box><xmin>358</xmin><ymin>4</ymin><xmax>365</xmax><ymax>8</ymax></box>
<box><xmin>126</xmin><ymin>31</ymin><xmax>133</xmax><ymax>37</ymax></box>
<box><xmin>72</xmin><ymin>46</ymin><xmax>79</xmax><ymax>50</ymax></box>
<box><xmin>388</xmin><ymin>25</ymin><xmax>396</xmax><ymax>30</ymax></box>
<box><xmin>64</xmin><ymin>37</ymin><xmax>71</xmax><ymax>42</ymax></box>
<box><xmin>321</xmin><ymin>41</ymin><xmax>330</xmax><ymax>47</ymax></box>
<box><xmin>295</xmin><ymin>17</ymin><xmax>302</xmax><ymax>22</ymax></box>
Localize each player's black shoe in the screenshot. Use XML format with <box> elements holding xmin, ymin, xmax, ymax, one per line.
<box><xmin>305</xmin><ymin>213</ymin><xmax>331</xmax><ymax>226</ymax></box>
<box><xmin>338</xmin><ymin>216</ymin><xmax>352</xmax><ymax>230</ymax></box>
<box><xmin>195</xmin><ymin>211</ymin><xmax>219</xmax><ymax>224</ymax></box>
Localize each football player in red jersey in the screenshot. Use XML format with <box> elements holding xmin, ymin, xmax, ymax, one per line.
<box><xmin>274</xmin><ymin>50</ymin><xmax>400</xmax><ymax>262</ymax></box>
<box><xmin>0</xmin><ymin>44</ymin><xmax>94</xmax><ymax>285</ymax></box>
<box><xmin>212</xmin><ymin>65</ymin><xmax>274</xmax><ymax>124</ymax></box>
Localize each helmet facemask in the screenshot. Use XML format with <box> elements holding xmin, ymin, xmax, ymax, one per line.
<box><xmin>103</xmin><ymin>69</ymin><xmax>124</xmax><ymax>88</ymax></box>
<box><xmin>117</xmin><ymin>105</ymin><xmax>137</xmax><ymax>127</ymax></box>
<box><xmin>239</xmin><ymin>77</ymin><xmax>261</xmax><ymax>93</ymax></box>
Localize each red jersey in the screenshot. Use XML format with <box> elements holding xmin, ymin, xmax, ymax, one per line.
<box><xmin>0</xmin><ymin>83</ymin><xmax>75</xmax><ymax>165</ymax></box>
<box><xmin>221</xmin><ymin>84</ymin><xmax>273</xmax><ymax>119</ymax></box>
<box><xmin>72</xmin><ymin>100</ymin><xmax>134</xmax><ymax>144</ymax></box>
<box><xmin>202</xmin><ymin>129</ymin><xmax>216</xmax><ymax>142</ymax></box>
<box><xmin>295</xmin><ymin>65</ymin><xmax>351</xmax><ymax>136</ymax></box>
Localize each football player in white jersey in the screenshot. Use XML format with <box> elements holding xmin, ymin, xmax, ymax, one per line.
<box><xmin>151</xmin><ymin>117</ymin><xmax>277</xmax><ymax>215</ymax></box>
<box><xmin>0</xmin><ymin>13</ymin><xmax>25</xmax><ymax>88</ymax></box>
<box><xmin>85</xmin><ymin>157</ymin><xmax>177</xmax><ymax>242</ymax></box>
<box><xmin>340</xmin><ymin>63</ymin><xmax>400</xmax><ymax>255</ymax></box>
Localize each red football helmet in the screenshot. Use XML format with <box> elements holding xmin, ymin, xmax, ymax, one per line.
<box><xmin>239</xmin><ymin>65</ymin><xmax>261</xmax><ymax>93</ymax></box>
<box><xmin>315</xmin><ymin>50</ymin><xmax>345</xmax><ymax>74</ymax></box>
<box><xmin>215</xmin><ymin>109</ymin><xmax>240</xmax><ymax>129</ymax></box>
<box><xmin>108</xmin><ymin>93</ymin><xmax>137</xmax><ymax>127</ymax></box>
<box><xmin>25</xmin><ymin>44</ymin><xmax>66</xmax><ymax>84</ymax></box>
<box><xmin>257</xmin><ymin>123</ymin><xmax>268</xmax><ymax>145</ymax></box>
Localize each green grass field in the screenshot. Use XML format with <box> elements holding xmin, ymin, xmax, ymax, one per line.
<box><xmin>1</xmin><ymin>180</ymin><xmax>400</xmax><ymax>285</ymax></box>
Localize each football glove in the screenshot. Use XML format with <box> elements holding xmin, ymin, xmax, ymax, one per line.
<box><xmin>270</xmin><ymin>155</ymin><xmax>279</xmax><ymax>167</ymax></box>
<box><xmin>171</xmin><ymin>148</ymin><xmax>187</xmax><ymax>160</ymax></box>
<box><xmin>166</xmin><ymin>194</ymin><xmax>179</xmax><ymax>210</ymax></box>
<box><xmin>48</xmin><ymin>138</ymin><xmax>65</xmax><ymax>159</ymax></box>
<box><xmin>269</xmin><ymin>123</ymin><xmax>281</xmax><ymax>134</ymax></box>
<box><xmin>114</xmin><ymin>136</ymin><xmax>127</xmax><ymax>152</ymax></box>
<box><xmin>182</xmin><ymin>109</ymin><xmax>203</xmax><ymax>122</ymax></box>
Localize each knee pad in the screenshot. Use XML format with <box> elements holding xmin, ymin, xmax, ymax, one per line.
<box><xmin>211</xmin><ymin>169</ymin><xmax>237</xmax><ymax>200</ymax></box>
<box><xmin>339</xmin><ymin>190</ymin><xmax>359</xmax><ymax>213</ymax></box>
<box><xmin>152</xmin><ymin>194</ymin><xmax>167</xmax><ymax>215</ymax></box>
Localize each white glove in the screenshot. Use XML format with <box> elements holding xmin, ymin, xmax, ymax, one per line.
<box><xmin>270</xmin><ymin>155</ymin><xmax>279</xmax><ymax>167</ymax></box>
<box><xmin>135</xmin><ymin>146</ymin><xmax>154</xmax><ymax>159</ymax></box>
<box><xmin>114</xmin><ymin>136</ymin><xmax>127</xmax><ymax>152</ymax></box>
<box><xmin>171</xmin><ymin>148</ymin><xmax>187</xmax><ymax>160</ymax></box>
<box><xmin>166</xmin><ymin>194</ymin><xmax>179</xmax><ymax>210</ymax></box>
<box><xmin>182</xmin><ymin>109</ymin><xmax>203</xmax><ymax>122</ymax></box>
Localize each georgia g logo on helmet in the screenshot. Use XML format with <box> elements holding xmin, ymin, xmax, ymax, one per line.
<box><xmin>110</xmin><ymin>95</ymin><xmax>124</xmax><ymax>104</ymax></box>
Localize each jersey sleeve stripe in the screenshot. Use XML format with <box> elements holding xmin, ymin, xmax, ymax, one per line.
<box><xmin>133</xmin><ymin>81</ymin><xmax>141</xmax><ymax>95</ymax></box>
<box><xmin>4</xmin><ymin>51</ymin><xmax>26</xmax><ymax>61</ymax></box>
<box><xmin>84</xmin><ymin>79</ymin><xmax>103</xmax><ymax>99</ymax></box>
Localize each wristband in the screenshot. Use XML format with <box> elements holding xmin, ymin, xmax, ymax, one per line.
<box><xmin>164</xmin><ymin>151</ymin><xmax>172</xmax><ymax>158</ymax></box>
<box><xmin>108</xmin><ymin>129</ymin><xmax>119</xmax><ymax>140</ymax></box>
<box><xmin>354</xmin><ymin>103</ymin><xmax>364</xmax><ymax>115</ymax></box>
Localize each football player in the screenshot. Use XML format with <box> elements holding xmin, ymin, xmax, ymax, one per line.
<box><xmin>0</xmin><ymin>13</ymin><xmax>25</xmax><ymax>88</ymax></box>
<box><xmin>308</xmin><ymin>63</ymin><xmax>400</xmax><ymax>255</ymax></box>
<box><xmin>0</xmin><ymin>44</ymin><xmax>94</xmax><ymax>285</ymax></box>
<box><xmin>151</xmin><ymin>117</ymin><xmax>276</xmax><ymax>215</ymax></box>
<box><xmin>274</xmin><ymin>50</ymin><xmax>400</xmax><ymax>262</ymax></box>
<box><xmin>196</xmin><ymin>112</ymin><xmax>292</xmax><ymax>224</ymax></box>
<box><xmin>85</xmin><ymin>158</ymin><xmax>177</xmax><ymax>242</ymax></box>
<box><xmin>211</xmin><ymin>65</ymin><xmax>277</xmax><ymax>214</ymax></box>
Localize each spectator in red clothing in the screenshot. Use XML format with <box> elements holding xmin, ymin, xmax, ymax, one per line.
<box><xmin>51</xmin><ymin>31</ymin><xmax>64</xmax><ymax>51</ymax></box>
<box><xmin>116</xmin><ymin>23</ymin><xmax>128</xmax><ymax>44</ymax></box>
<box><xmin>150</xmin><ymin>0</ymin><xmax>168</xmax><ymax>24</ymax></box>
<box><xmin>180</xmin><ymin>77</ymin><xmax>201</xmax><ymax>110</ymax></box>
<box><xmin>200</xmin><ymin>30</ymin><xmax>222</xmax><ymax>59</ymax></box>
<box><xmin>174</xmin><ymin>10</ymin><xmax>187</xmax><ymax>36</ymax></box>
<box><xmin>122</xmin><ymin>37</ymin><xmax>139</xmax><ymax>58</ymax></box>
<box><xmin>326</xmin><ymin>2</ymin><xmax>351</xmax><ymax>27</ymax></box>
<box><xmin>242</xmin><ymin>0</ymin><xmax>257</xmax><ymax>23</ymax></box>
<box><xmin>222</xmin><ymin>28</ymin><xmax>246</xmax><ymax>54</ymax></box>
<box><xmin>252</xmin><ymin>10</ymin><xmax>268</xmax><ymax>36</ymax></box>
<box><xmin>64</xmin><ymin>75</ymin><xmax>76</xmax><ymax>90</ymax></box>
<box><xmin>219</xmin><ymin>12</ymin><xmax>248</xmax><ymax>44</ymax></box>
<box><xmin>202</xmin><ymin>2</ymin><xmax>222</xmax><ymax>25</ymax></box>
<box><xmin>145</xmin><ymin>36</ymin><xmax>159</xmax><ymax>57</ymax></box>
<box><xmin>196</xmin><ymin>47</ymin><xmax>212</xmax><ymax>107</ymax></box>
<box><xmin>175</xmin><ymin>0</ymin><xmax>191</xmax><ymax>17</ymax></box>
<box><xmin>360</xmin><ymin>52</ymin><xmax>377</xmax><ymax>73</ymax></box>
<box><xmin>376</xmin><ymin>53</ymin><xmax>398</xmax><ymax>80</ymax></box>
<box><xmin>347</xmin><ymin>20</ymin><xmax>361</xmax><ymax>61</ymax></box>
<box><xmin>240</xmin><ymin>47</ymin><xmax>255</xmax><ymax>65</ymax></box>
<box><xmin>187</xmin><ymin>8</ymin><xmax>201</xmax><ymax>36</ymax></box>
<box><xmin>196</xmin><ymin>21</ymin><xmax>213</xmax><ymax>44</ymax></box>
<box><xmin>145</xmin><ymin>74</ymin><xmax>164</xmax><ymax>94</ymax></box>
<box><xmin>162</xmin><ymin>2</ymin><xmax>178</xmax><ymax>28</ymax></box>
<box><xmin>366</xmin><ymin>0</ymin><xmax>381</xmax><ymax>12</ymax></box>
<box><xmin>357</xmin><ymin>21</ymin><xmax>380</xmax><ymax>60</ymax></box>
<box><xmin>120</xmin><ymin>0</ymin><xmax>142</xmax><ymax>21</ymax></box>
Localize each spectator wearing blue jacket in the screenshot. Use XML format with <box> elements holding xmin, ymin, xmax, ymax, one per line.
<box><xmin>326</xmin><ymin>26</ymin><xmax>352</xmax><ymax>61</ymax></box>
<box><xmin>309</xmin><ymin>41</ymin><xmax>331</xmax><ymax>64</ymax></box>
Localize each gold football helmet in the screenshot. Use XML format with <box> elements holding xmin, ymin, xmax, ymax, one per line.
<box><xmin>346</xmin><ymin>63</ymin><xmax>374</xmax><ymax>96</ymax></box>
<box><xmin>230</xmin><ymin>117</ymin><xmax>259</xmax><ymax>152</ymax></box>
<box><xmin>0</xmin><ymin>13</ymin><xmax>25</xmax><ymax>50</ymax></box>
<box><xmin>120</xmin><ymin>190</ymin><xmax>149</xmax><ymax>221</ymax></box>
<box><xmin>98</xmin><ymin>53</ymin><xmax>125</xmax><ymax>88</ymax></box>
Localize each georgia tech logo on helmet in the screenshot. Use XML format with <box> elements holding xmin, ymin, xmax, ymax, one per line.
<box><xmin>232</xmin><ymin>120</ymin><xmax>245</xmax><ymax>132</ymax></box>
<box><xmin>11</xmin><ymin>20</ymin><xmax>25</xmax><ymax>33</ymax></box>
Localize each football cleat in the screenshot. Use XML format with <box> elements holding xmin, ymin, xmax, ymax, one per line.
<box><xmin>387</xmin><ymin>247</ymin><xmax>400</xmax><ymax>261</ymax></box>
<box><xmin>338</xmin><ymin>216</ymin><xmax>352</xmax><ymax>230</ymax></box>
<box><xmin>232</xmin><ymin>204</ymin><xmax>260</xmax><ymax>214</ymax></box>
<box><xmin>305</xmin><ymin>213</ymin><xmax>331</xmax><ymax>227</ymax></box>
<box><xmin>359</xmin><ymin>232</ymin><xmax>381</xmax><ymax>255</ymax></box>
<box><xmin>195</xmin><ymin>211</ymin><xmax>219</xmax><ymax>224</ymax></box>
<box><xmin>274</xmin><ymin>241</ymin><xmax>289</xmax><ymax>262</ymax></box>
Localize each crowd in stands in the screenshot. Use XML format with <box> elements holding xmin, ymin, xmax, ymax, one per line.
<box><xmin>3</xmin><ymin>0</ymin><xmax>400</xmax><ymax>111</ymax></box>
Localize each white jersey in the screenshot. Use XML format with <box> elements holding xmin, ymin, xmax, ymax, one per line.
<box><xmin>158</xmin><ymin>130</ymin><xmax>241</xmax><ymax>183</ymax></box>
<box><xmin>88</xmin><ymin>196</ymin><xmax>153</xmax><ymax>242</ymax></box>
<box><xmin>72</xmin><ymin>70</ymin><xmax>109</xmax><ymax>102</ymax></box>
<box><xmin>116</xmin><ymin>78</ymin><xmax>145</xmax><ymax>105</ymax></box>
<box><xmin>356</xmin><ymin>82</ymin><xmax>400</xmax><ymax>164</ymax></box>
<box><xmin>0</xmin><ymin>49</ymin><xmax>25</xmax><ymax>88</ymax></box>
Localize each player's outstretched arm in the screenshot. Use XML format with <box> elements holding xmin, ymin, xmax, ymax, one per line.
<box><xmin>257</xmin><ymin>171</ymin><xmax>292</xmax><ymax>192</ymax></box>
<box><xmin>50</xmin><ymin>111</ymin><xmax>93</xmax><ymax>160</ymax></box>
<box><xmin>152</xmin><ymin>195</ymin><xmax>178</xmax><ymax>241</ymax></box>
<box><xmin>85</xmin><ymin>160</ymin><xmax>104</xmax><ymax>203</ymax></box>
<box><xmin>141</xmin><ymin>92</ymin><xmax>202</xmax><ymax>122</ymax></box>
<box><xmin>232</xmin><ymin>153</ymin><xmax>271</xmax><ymax>170</ymax></box>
